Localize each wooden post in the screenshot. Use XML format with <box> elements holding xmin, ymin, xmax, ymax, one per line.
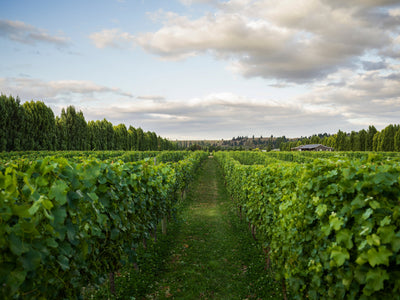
<box><xmin>155</xmin><ymin>156</ymin><xmax>167</xmax><ymax>235</ymax></box>
<box><xmin>152</xmin><ymin>226</ymin><xmax>157</xmax><ymax>242</ymax></box>
<box><xmin>132</xmin><ymin>247</ymin><xmax>139</xmax><ymax>271</ymax></box>
<box><xmin>263</xmin><ymin>247</ymin><xmax>271</xmax><ymax>270</ymax></box>
<box><xmin>282</xmin><ymin>279</ymin><xmax>288</xmax><ymax>300</ymax></box>
<box><xmin>181</xmin><ymin>189</ymin><xmax>186</xmax><ymax>200</ymax></box>
<box><xmin>109</xmin><ymin>272</ymin><xmax>115</xmax><ymax>295</ymax></box>
<box><xmin>162</xmin><ymin>217</ymin><xmax>167</xmax><ymax>235</ymax></box>
<box><xmin>251</xmin><ymin>224</ymin><xmax>257</xmax><ymax>241</ymax></box>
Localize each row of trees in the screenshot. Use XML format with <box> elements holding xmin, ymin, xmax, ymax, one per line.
<box><xmin>280</xmin><ymin>125</ymin><xmax>400</xmax><ymax>151</ymax></box>
<box><xmin>0</xmin><ymin>94</ymin><xmax>176</xmax><ymax>152</ymax></box>
<box><xmin>178</xmin><ymin>125</ymin><xmax>400</xmax><ymax>152</ymax></box>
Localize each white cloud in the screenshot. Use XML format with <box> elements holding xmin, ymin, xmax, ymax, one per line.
<box><xmin>77</xmin><ymin>63</ymin><xmax>400</xmax><ymax>139</ymax></box>
<box><xmin>300</xmin><ymin>68</ymin><xmax>400</xmax><ymax>128</ymax></box>
<box><xmin>135</xmin><ymin>0</ymin><xmax>399</xmax><ymax>83</ymax></box>
<box><xmin>82</xmin><ymin>91</ymin><xmax>348</xmax><ymax>139</ymax></box>
<box><xmin>0</xmin><ymin>77</ymin><xmax>133</xmax><ymax>103</ymax></box>
<box><xmin>89</xmin><ymin>29</ymin><xmax>135</xmax><ymax>49</ymax></box>
<box><xmin>0</xmin><ymin>19</ymin><xmax>70</xmax><ymax>46</ymax></box>
<box><xmin>179</xmin><ymin>0</ymin><xmax>217</xmax><ymax>5</ymax></box>
<box><xmin>136</xmin><ymin>95</ymin><xmax>166</xmax><ymax>101</ymax></box>
<box><xmin>389</xmin><ymin>8</ymin><xmax>400</xmax><ymax>17</ymax></box>
<box><xmin>3</xmin><ymin>70</ymin><xmax>399</xmax><ymax>139</ymax></box>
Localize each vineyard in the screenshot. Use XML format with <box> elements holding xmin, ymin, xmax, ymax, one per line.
<box><xmin>0</xmin><ymin>151</ymin><xmax>207</xmax><ymax>299</ymax></box>
<box><xmin>215</xmin><ymin>151</ymin><xmax>400</xmax><ymax>299</ymax></box>
<box><xmin>1</xmin><ymin>150</ymin><xmax>400</xmax><ymax>299</ymax></box>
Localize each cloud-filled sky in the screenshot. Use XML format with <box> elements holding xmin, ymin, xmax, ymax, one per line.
<box><xmin>1</xmin><ymin>0</ymin><xmax>399</xmax><ymax>140</ymax></box>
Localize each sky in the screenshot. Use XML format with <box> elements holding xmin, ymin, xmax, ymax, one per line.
<box><xmin>1</xmin><ymin>0</ymin><xmax>400</xmax><ymax>140</ymax></box>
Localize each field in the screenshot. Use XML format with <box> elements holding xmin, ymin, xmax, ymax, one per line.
<box><xmin>0</xmin><ymin>151</ymin><xmax>207</xmax><ymax>299</ymax></box>
<box><xmin>215</xmin><ymin>151</ymin><xmax>400</xmax><ymax>299</ymax></box>
<box><xmin>1</xmin><ymin>150</ymin><xmax>400</xmax><ymax>299</ymax></box>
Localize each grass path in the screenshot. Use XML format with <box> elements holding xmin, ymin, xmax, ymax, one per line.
<box><xmin>94</xmin><ymin>157</ymin><xmax>283</xmax><ymax>299</ymax></box>
<box><xmin>143</xmin><ymin>157</ymin><xmax>282</xmax><ymax>299</ymax></box>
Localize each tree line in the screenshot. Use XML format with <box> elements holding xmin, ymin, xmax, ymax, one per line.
<box><xmin>280</xmin><ymin>125</ymin><xmax>400</xmax><ymax>151</ymax></box>
<box><xmin>0</xmin><ymin>94</ymin><xmax>176</xmax><ymax>152</ymax></box>
<box><xmin>177</xmin><ymin>125</ymin><xmax>400</xmax><ymax>152</ymax></box>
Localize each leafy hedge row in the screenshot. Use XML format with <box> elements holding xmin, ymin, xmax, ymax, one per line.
<box><xmin>0</xmin><ymin>151</ymin><xmax>207</xmax><ymax>299</ymax></box>
<box><xmin>0</xmin><ymin>150</ymin><xmax>195</xmax><ymax>164</ymax></box>
<box><xmin>215</xmin><ymin>152</ymin><xmax>400</xmax><ymax>299</ymax></box>
<box><xmin>0</xmin><ymin>151</ymin><xmax>195</xmax><ymax>175</ymax></box>
<box><xmin>266</xmin><ymin>151</ymin><xmax>400</xmax><ymax>164</ymax></box>
<box><xmin>227</xmin><ymin>150</ymin><xmax>400</xmax><ymax>166</ymax></box>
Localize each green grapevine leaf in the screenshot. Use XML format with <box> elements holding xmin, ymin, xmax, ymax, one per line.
<box><xmin>367</xmin><ymin>246</ymin><xmax>392</xmax><ymax>267</ymax></box>
<box><xmin>20</xmin><ymin>250</ymin><xmax>41</xmax><ymax>271</ymax></box>
<box><xmin>380</xmin><ymin>216</ymin><xmax>391</xmax><ymax>227</ymax></box>
<box><xmin>49</xmin><ymin>180</ymin><xmax>68</xmax><ymax>205</ymax></box>
<box><xmin>362</xmin><ymin>208</ymin><xmax>373</xmax><ymax>220</ymax></box>
<box><xmin>363</xmin><ymin>268</ymin><xmax>389</xmax><ymax>295</ymax></box>
<box><xmin>377</xmin><ymin>225</ymin><xmax>395</xmax><ymax>244</ymax></box>
<box><xmin>329</xmin><ymin>215</ymin><xmax>344</xmax><ymax>231</ymax></box>
<box><xmin>366</xmin><ymin>234</ymin><xmax>380</xmax><ymax>246</ymax></box>
<box><xmin>336</xmin><ymin>229</ymin><xmax>353</xmax><ymax>249</ymax></box>
<box><xmin>7</xmin><ymin>270</ymin><xmax>27</xmax><ymax>293</ymax></box>
<box><xmin>9</xmin><ymin>233</ymin><xmax>29</xmax><ymax>256</ymax></box>
<box><xmin>330</xmin><ymin>246</ymin><xmax>349</xmax><ymax>266</ymax></box>
<box><xmin>57</xmin><ymin>255</ymin><xmax>70</xmax><ymax>271</ymax></box>
<box><xmin>316</xmin><ymin>204</ymin><xmax>327</xmax><ymax>217</ymax></box>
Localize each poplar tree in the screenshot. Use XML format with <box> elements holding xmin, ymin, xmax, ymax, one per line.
<box><xmin>0</xmin><ymin>94</ymin><xmax>26</xmax><ymax>151</ymax></box>
<box><xmin>366</xmin><ymin>125</ymin><xmax>377</xmax><ymax>151</ymax></box>
<box><xmin>23</xmin><ymin>101</ymin><xmax>56</xmax><ymax>150</ymax></box>
<box><xmin>128</xmin><ymin>126</ymin><xmax>137</xmax><ymax>150</ymax></box>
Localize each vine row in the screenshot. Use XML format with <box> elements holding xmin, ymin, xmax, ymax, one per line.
<box><xmin>215</xmin><ymin>151</ymin><xmax>400</xmax><ymax>299</ymax></box>
<box><xmin>0</xmin><ymin>151</ymin><xmax>207</xmax><ymax>299</ymax></box>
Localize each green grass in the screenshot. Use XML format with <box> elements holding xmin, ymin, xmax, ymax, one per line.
<box><xmin>87</xmin><ymin>157</ymin><xmax>283</xmax><ymax>299</ymax></box>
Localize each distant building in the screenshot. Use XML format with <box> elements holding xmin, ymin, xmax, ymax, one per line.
<box><xmin>291</xmin><ymin>144</ymin><xmax>334</xmax><ymax>151</ymax></box>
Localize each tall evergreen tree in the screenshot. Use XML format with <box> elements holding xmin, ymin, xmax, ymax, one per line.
<box><xmin>377</xmin><ymin>124</ymin><xmax>398</xmax><ymax>151</ymax></box>
<box><xmin>336</xmin><ymin>130</ymin><xmax>347</xmax><ymax>151</ymax></box>
<box><xmin>136</xmin><ymin>127</ymin><xmax>144</xmax><ymax>151</ymax></box>
<box><xmin>128</xmin><ymin>126</ymin><xmax>137</xmax><ymax>150</ymax></box>
<box><xmin>113</xmin><ymin>124</ymin><xmax>128</xmax><ymax>150</ymax></box>
<box><xmin>372</xmin><ymin>132</ymin><xmax>380</xmax><ymax>151</ymax></box>
<box><xmin>395</xmin><ymin>127</ymin><xmax>400</xmax><ymax>152</ymax></box>
<box><xmin>23</xmin><ymin>101</ymin><xmax>56</xmax><ymax>150</ymax></box>
<box><xmin>349</xmin><ymin>131</ymin><xmax>360</xmax><ymax>151</ymax></box>
<box><xmin>0</xmin><ymin>94</ymin><xmax>26</xmax><ymax>151</ymax></box>
<box><xmin>358</xmin><ymin>129</ymin><xmax>367</xmax><ymax>151</ymax></box>
<box><xmin>366</xmin><ymin>125</ymin><xmax>377</xmax><ymax>151</ymax></box>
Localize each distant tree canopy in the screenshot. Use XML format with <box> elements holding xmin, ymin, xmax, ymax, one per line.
<box><xmin>0</xmin><ymin>94</ymin><xmax>176</xmax><ymax>152</ymax></box>
<box><xmin>280</xmin><ymin>124</ymin><xmax>400</xmax><ymax>152</ymax></box>
<box><xmin>177</xmin><ymin>125</ymin><xmax>400</xmax><ymax>152</ymax></box>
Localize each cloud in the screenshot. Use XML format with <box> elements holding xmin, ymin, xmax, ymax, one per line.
<box><xmin>81</xmin><ymin>91</ymin><xmax>348</xmax><ymax>139</ymax></box>
<box><xmin>89</xmin><ymin>29</ymin><xmax>135</xmax><ymax>49</ymax></box>
<box><xmin>301</xmin><ymin>68</ymin><xmax>400</xmax><ymax>127</ymax></box>
<box><xmin>3</xmin><ymin>70</ymin><xmax>399</xmax><ymax>139</ymax></box>
<box><xmin>136</xmin><ymin>95</ymin><xmax>166</xmax><ymax>101</ymax></box>
<box><xmin>135</xmin><ymin>0</ymin><xmax>399</xmax><ymax>83</ymax></box>
<box><xmin>0</xmin><ymin>77</ymin><xmax>133</xmax><ymax>103</ymax></box>
<box><xmin>0</xmin><ymin>19</ymin><xmax>70</xmax><ymax>46</ymax></box>
<box><xmin>320</xmin><ymin>0</ymin><xmax>400</xmax><ymax>9</ymax></box>
<box><xmin>80</xmin><ymin>61</ymin><xmax>400</xmax><ymax>139</ymax></box>
<box><xmin>179</xmin><ymin>0</ymin><xmax>217</xmax><ymax>5</ymax></box>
